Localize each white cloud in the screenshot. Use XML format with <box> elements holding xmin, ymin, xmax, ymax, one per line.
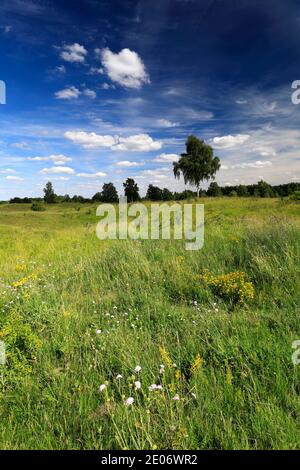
<box><xmin>89</xmin><ymin>66</ymin><xmax>104</xmax><ymax>75</ymax></box>
<box><xmin>76</xmin><ymin>171</ymin><xmax>106</xmax><ymax>178</ymax></box>
<box><xmin>113</xmin><ymin>134</ymin><xmax>162</xmax><ymax>152</ymax></box>
<box><xmin>232</xmin><ymin>160</ymin><xmax>273</xmax><ymax>169</ymax></box>
<box><xmin>64</xmin><ymin>131</ymin><xmax>161</xmax><ymax>152</ymax></box>
<box><xmin>100</xmin><ymin>82</ymin><xmax>114</xmax><ymax>90</ymax></box>
<box><xmin>41</xmin><ymin>166</ymin><xmax>75</xmax><ymax>175</ymax></box>
<box><xmin>60</xmin><ymin>43</ymin><xmax>87</xmax><ymax>63</ymax></box>
<box><xmin>154</xmin><ymin>153</ymin><xmax>179</xmax><ymax>163</ymax></box>
<box><xmin>0</xmin><ymin>168</ymin><xmax>16</xmax><ymax>174</ymax></box>
<box><xmin>212</xmin><ymin>134</ymin><xmax>250</xmax><ymax>149</ymax></box>
<box><xmin>55</xmin><ymin>86</ymin><xmax>81</xmax><ymax>100</ymax></box>
<box><xmin>11</xmin><ymin>141</ymin><xmax>30</xmax><ymax>149</ymax></box>
<box><xmin>115</xmin><ymin>160</ymin><xmax>144</xmax><ymax>167</ymax></box>
<box><xmin>28</xmin><ymin>154</ymin><xmax>72</xmax><ymax>165</ymax></box>
<box><xmin>64</xmin><ymin>131</ymin><xmax>116</xmax><ymax>149</ymax></box>
<box><xmin>156</xmin><ymin>119</ymin><xmax>179</xmax><ymax>128</ymax></box>
<box><xmin>138</xmin><ymin>168</ymin><xmax>169</xmax><ymax>180</ymax></box>
<box><xmin>56</xmin><ymin>65</ymin><xmax>66</xmax><ymax>74</ymax></box>
<box><xmin>83</xmin><ymin>89</ymin><xmax>96</xmax><ymax>99</ymax></box>
<box><xmin>251</xmin><ymin>146</ymin><xmax>276</xmax><ymax>157</ymax></box>
<box><xmin>100</xmin><ymin>48</ymin><xmax>150</xmax><ymax>89</ymax></box>
<box><xmin>5</xmin><ymin>175</ymin><xmax>24</xmax><ymax>181</ymax></box>
<box><xmin>165</xmin><ymin>87</ymin><xmax>182</xmax><ymax>96</ymax></box>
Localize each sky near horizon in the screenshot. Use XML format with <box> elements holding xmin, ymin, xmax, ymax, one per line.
<box><xmin>0</xmin><ymin>0</ymin><xmax>299</xmax><ymax>199</ymax></box>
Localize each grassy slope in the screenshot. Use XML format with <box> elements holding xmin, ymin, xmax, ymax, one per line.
<box><xmin>0</xmin><ymin>198</ymin><xmax>299</xmax><ymax>450</ymax></box>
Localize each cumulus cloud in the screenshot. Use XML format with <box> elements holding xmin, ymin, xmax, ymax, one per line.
<box><xmin>55</xmin><ymin>86</ymin><xmax>81</xmax><ymax>100</ymax></box>
<box><xmin>64</xmin><ymin>131</ymin><xmax>116</xmax><ymax>149</ymax></box>
<box><xmin>28</xmin><ymin>154</ymin><xmax>72</xmax><ymax>165</ymax></box>
<box><xmin>60</xmin><ymin>43</ymin><xmax>87</xmax><ymax>63</ymax></box>
<box><xmin>154</xmin><ymin>153</ymin><xmax>179</xmax><ymax>163</ymax></box>
<box><xmin>41</xmin><ymin>166</ymin><xmax>75</xmax><ymax>175</ymax></box>
<box><xmin>100</xmin><ymin>48</ymin><xmax>150</xmax><ymax>89</ymax></box>
<box><xmin>64</xmin><ymin>131</ymin><xmax>162</xmax><ymax>152</ymax></box>
<box><xmin>115</xmin><ymin>161</ymin><xmax>144</xmax><ymax>167</ymax></box>
<box><xmin>83</xmin><ymin>89</ymin><xmax>96</xmax><ymax>99</ymax></box>
<box><xmin>100</xmin><ymin>82</ymin><xmax>115</xmax><ymax>90</ymax></box>
<box><xmin>113</xmin><ymin>134</ymin><xmax>162</xmax><ymax>152</ymax></box>
<box><xmin>5</xmin><ymin>175</ymin><xmax>24</xmax><ymax>181</ymax></box>
<box><xmin>89</xmin><ymin>66</ymin><xmax>104</xmax><ymax>75</ymax></box>
<box><xmin>76</xmin><ymin>172</ymin><xmax>106</xmax><ymax>178</ymax></box>
<box><xmin>212</xmin><ymin>134</ymin><xmax>250</xmax><ymax>149</ymax></box>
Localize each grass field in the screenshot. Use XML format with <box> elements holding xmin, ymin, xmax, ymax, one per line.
<box><xmin>0</xmin><ymin>198</ymin><xmax>299</xmax><ymax>450</ymax></box>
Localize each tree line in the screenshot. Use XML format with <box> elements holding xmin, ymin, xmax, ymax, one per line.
<box><xmin>9</xmin><ymin>179</ymin><xmax>300</xmax><ymax>205</ymax></box>
<box><xmin>7</xmin><ymin>135</ymin><xmax>300</xmax><ymax>203</ymax></box>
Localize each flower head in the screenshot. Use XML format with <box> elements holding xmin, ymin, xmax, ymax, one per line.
<box><xmin>116</xmin><ymin>374</ymin><xmax>123</xmax><ymax>380</ymax></box>
<box><xmin>126</xmin><ymin>397</ymin><xmax>134</xmax><ymax>406</ymax></box>
<box><xmin>148</xmin><ymin>384</ymin><xmax>157</xmax><ymax>391</ymax></box>
<box><xmin>134</xmin><ymin>365</ymin><xmax>142</xmax><ymax>373</ymax></box>
<box><xmin>134</xmin><ymin>380</ymin><xmax>141</xmax><ymax>390</ymax></box>
<box><xmin>172</xmin><ymin>394</ymin><xmax>180</xmax><ymax>401</ymax></box>
<box><xmin>99</xmin><ymin>384</ymin><xmax>106</xmax><ymax>392</ymax></box>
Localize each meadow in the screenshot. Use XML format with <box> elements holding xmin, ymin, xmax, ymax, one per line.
<box><xmin>0</xmin><ymin>197</ymin><xmax>299</xmax><ymax>450</ymax></box>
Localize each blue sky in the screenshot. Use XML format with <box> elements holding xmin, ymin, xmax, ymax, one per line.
<box><xmin>0</xmin><ymin>0</ymin><xmax>299</xmax><ymax>199</ymax></box>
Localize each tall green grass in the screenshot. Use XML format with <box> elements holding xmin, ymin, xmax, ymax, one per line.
<box><xmin>0</xmin><ymin>198</ymin><xmax>299</xmax><ymax>449</ymax></box>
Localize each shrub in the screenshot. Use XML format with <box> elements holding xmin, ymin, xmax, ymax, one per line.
<box><xmin>31</xmin><ymin>202</ymin><xmax>46</xmax><ymax>212</ymax></box>
<box><xmin>200</xmin><ymin>269</ymin><xmax>254</xmax><ymax>305</ymax></box>
<box><xmin>0</xmin><ymin>311</ymin><xmax>42</xmax><ymax>385</ymax></box>
<box><xmin>289</xmin><ymin>190</ymin><xmax>300</xmax><ymax>202</ymax></box>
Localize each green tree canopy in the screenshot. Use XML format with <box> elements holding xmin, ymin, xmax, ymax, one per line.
<box><xmin>146</xmin><ymin>184</ymin><xmax>163</xmax><ymax>201</ymax></box>
<box><xmin>123</xmin><ymin>178</ymin><xmax>140</xmax><ymax>202</ymax></box>
<box><xmin>173</xmin><ymin>135</ymin><xmax>220</xmax><ymax>197</ymax></box>
<box><xmin>207</xmin><ymin>182</ymin><xmax>222</xmax><ymax>197</ymax></box>
<box><xmin>43</xmin><ymin>181</ymin><xmax>56</xmax><ymax>204</ymax></box>
<box><xmin>100</xmin><ymin>182</ymin><xmax>119</xmax><ymax>203</ymax></box>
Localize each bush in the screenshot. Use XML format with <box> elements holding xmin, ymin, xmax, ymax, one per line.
<box><xmin>289</xmin><ymin>190</ymin><xmax>300</xmax><ymax>202</ymax></box>
<box><xmin>200</xmin><ymin>270</ymin><xmax>254</xmax><ymax>305</ymax></box>
<box><xmin>0</xmin><ymin>311</ymin><xmax>42</xmax><ymax>385</ymax></box>
<box><xmin>31</xmin><ymin>202</ymin><xmax>46</xmax><ymax>212</ymax></box>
